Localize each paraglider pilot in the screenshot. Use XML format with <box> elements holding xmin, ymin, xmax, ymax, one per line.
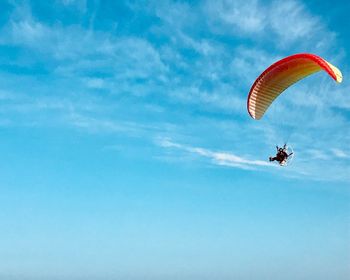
<box><xmin>269</xmin><ymin>144</ymin><xmax>293</xmax><ymax>165</ymax></box>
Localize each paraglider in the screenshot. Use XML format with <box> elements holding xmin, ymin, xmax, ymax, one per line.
<box><xmin>269</xmin><ymin>144</ymin><xmax>294</xmax><ymax>166</ymax></box>
<box><xmin>247</xmin><ymin>53</ymin><xmax>343</xmax><ymax>166</ymax></box>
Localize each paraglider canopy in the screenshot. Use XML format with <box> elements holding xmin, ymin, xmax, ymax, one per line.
<box><xmin>247</xmin><ymin>53</ymin><xmax>342</xmax><ymax>120</ymax></box>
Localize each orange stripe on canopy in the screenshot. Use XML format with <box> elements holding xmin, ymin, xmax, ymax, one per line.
<box><xmin>247</xmin><ymin>53</ymin><xmax>342</xmax><ymax>120</ymax></box>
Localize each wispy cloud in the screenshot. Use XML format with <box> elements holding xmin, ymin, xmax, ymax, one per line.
<box><xmin>157</xmin><ymin>137</ymin><xmax>273</xmax><ymax>170</ymax></box>
<box><xmin>269</xmin><ymin>0</ymin><xmax>322</xmax><ymax>46</ymax></box>
<box><xmin>331</xmin><ymin>148</ymin><xmax>349</xmax><ymax>159</ymax></box>
<box><xmin>205</xmin><ymin>0</ymin><xmax>267</xmax><ymax>34</ymax></box>
<box><xmin>205</xmin><ymin>0</ymin><xmax>337</xmax><ymax>51</ymax></box>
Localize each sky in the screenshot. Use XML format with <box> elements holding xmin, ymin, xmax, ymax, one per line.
<box><xmin>0</xmin><ymin>0</ymin><xmax>349</xmax><ymax>279</ymax></box>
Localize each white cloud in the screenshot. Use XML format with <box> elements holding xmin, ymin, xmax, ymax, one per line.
<box><xmin>205</xmin><ymin>0</ymin><xmax>266</xmax><ymax>34</ymax></box>
<box><xmin>1</xmin><ymin>11</ymin><xmax>168</xmax><ymax>98</ymax></box>
<box><xmin>230</xmin><ymin>47</ymin><xmax>280</xmax><ymax>85</ymax></box>
<box><xmin>158</xmin><ymin>137</ymin><xmax>273</xmax><ymax>170</ymax></box>
<box><xmin>10</xmin><ymin>19</ymin><xmax>48</xmax><ymax>44</ymax></box>
<box><xmin>269</xmin><ymin>0</ymin><xmax>319</xmax><ymax>44</ymax></box>
<box><xmin>331</xmin><ymin>148</ymin><xmax>349</xmax><ymax>159</ymax></box>
<box><xmin>85</xmin><ymin>78</ymin><xmax>105</xmax><ymax>89</ymax></box>
<box><xmin>205</xmin><ymin>0</ymin><xmax>336</xmax><ymax>51</ymax></box>
<box><xmin>168</xmin><ymin>85</ymin><xmax>246</xmax><ymax>114</ymax></box>
<box><xmin>306</xmin><ymin>149</ymin><xmax>329</xmax><ymax>160</ymax></box>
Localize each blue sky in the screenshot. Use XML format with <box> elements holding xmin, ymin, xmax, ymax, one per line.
<box><xmin>0</xmin><ymin>0</ymin><xmax>349</xmax><ymax>279</ymax></box>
